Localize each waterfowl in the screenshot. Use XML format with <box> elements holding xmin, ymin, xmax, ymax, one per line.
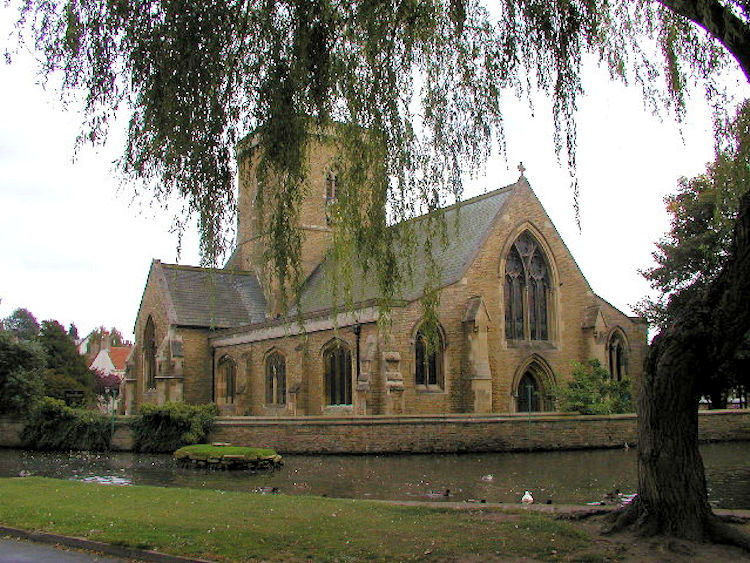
<box><xmin>521</xmin><ymin>490</ymin><xmax>534</xmax><ymax>504</ymax></box>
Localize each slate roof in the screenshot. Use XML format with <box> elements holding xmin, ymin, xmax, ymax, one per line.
<box><xmin>298</xmin><ymin>181</ymin><xmax>516</xmax><ymax>313</ymax></box>
<box><xmin>157</xmin><ymin>263</ymin><xmax>267</xmax><ymax>328</ymax></box>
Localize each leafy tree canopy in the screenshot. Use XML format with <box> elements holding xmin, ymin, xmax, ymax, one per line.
<box><xmin>39</xmin><ymin>320</ymin><xmax>95</xmax><ymax>400</ymax></box>
<box><xmin>2</xmin><ymin>308</ymin><xmax>40</xmax><ymax>341</ymax></box>
<box><xmin>0</xmin><ymin>331</ymin><xmax>46</xmax><ymax>415</ymax></box>
<box><xmin>6</xmin><ymin>0</ymin><xmax>740</xmax><ymax>305</ymax></box>
<box><xmin>637</xmin><ymin>99</ymin><xmax>750</xmax><ymax>330</ymax></box>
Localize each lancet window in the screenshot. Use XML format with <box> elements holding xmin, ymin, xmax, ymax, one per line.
<box><xmin>324</xmin><ymin>342</ymin><xmax>352</xmax><ymax>406</ymax></box>
<box><xmin>504</xmin><ymin>232</ymin><xmax>552</xmax><ymax>341</ymax></box>
<box><xmin>219</xmin><ymin>356</ymin><xmax>237</xmax><ymax>404</ymax></box>
<box><xmin>143</xmin><ymin>316</ymin><xmax>156</xmax><ymax>390</ymax></box>
<box><xmin>415</xmin><ymin>327</ymin><xmax>444</xmax><ymax>389</ymax></box>
<box><xmin>265</xmin><ymin>351</ymin><xmax>287</xmax><ymax>405</ymax></box>
<box><xmin>325</xmin><ymin>171</ymin><xmax>338</xmax><ymax>225</ymax></box>
<box><xmin>608</xmin><ymin>330</ymin><xmax>628</xmax><ymax>381</ymax></box>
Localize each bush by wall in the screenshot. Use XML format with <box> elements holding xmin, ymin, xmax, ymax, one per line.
<box><xmin>554</xmin><ymin>360</ymin><xmax>633</xmax><ymax>415</ymax></box>
<box><xmin>22</xmin><ymin>397</ymin><xmax>112</xmax><ymax>451</ymax></box>
<box><xmin>131</xmin><ymin>402</ymin><xmax>218</xmax><ymax>453</ymax></box>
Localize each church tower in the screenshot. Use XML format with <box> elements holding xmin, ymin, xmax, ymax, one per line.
<box><xmin>227</xmin><ymin>131</ymin><xmax>339</xmax><ymax>316</ymax></box>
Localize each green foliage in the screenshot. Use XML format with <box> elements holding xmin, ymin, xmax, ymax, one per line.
<box><xmin>554</xmin><ymin>360</ymin><xmax>633</xmax><ymax>415</ymax></box>
<box><xmin>636</xmin><ymin>100</ymin><xmax>750</xmax><ymax>330</ymax></box>
<box><xmin>2</xmin><ymin>308</ymin><xmax>40</xmax><ymax>341</ymax></box>
<box><xmin>9</xmin><ymin>1</ymin><xmax>738</xmax><ymax>317</ymax></box>
<box><xmin>0</xmin><ymin>331</ymin><xmax>46</xmax><ymax>416</ymax></box>
<box><xmin>39</xmin><ymin>320</ymin><xmax>95</xmax><ymax>402</ymax></box>
<box><xmin>22</xmin><ymin>397</ymin><xmax>112</xmax><ymax>451</ymax></box>
<box><xmin>131</xmin><ymin>402</ymin><xmax>219</xmax><ymax>453</ymax></box>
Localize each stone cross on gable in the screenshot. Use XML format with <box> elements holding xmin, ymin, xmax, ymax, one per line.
<box><xmin>517</xmin><ymin>162</ymin><xmax>526</xmax><ymax>177</ymax></box>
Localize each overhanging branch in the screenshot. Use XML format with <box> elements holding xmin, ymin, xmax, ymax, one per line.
<box><xmin>657</xmin><ymin>0</ymin><xmax>750</xmax><ymax>81</ymax></box>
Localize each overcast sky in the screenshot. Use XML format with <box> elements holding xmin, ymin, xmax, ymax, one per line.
<box><xmin>1</xmin><ymin>18</ymin><xmax>748</xmax><ymax>341</ymax></box>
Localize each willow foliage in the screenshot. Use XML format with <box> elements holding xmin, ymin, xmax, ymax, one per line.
<box><xmin>7</xmin><ymin>0</ymin><xmax>738</xmax><ymax>313</ymax></box>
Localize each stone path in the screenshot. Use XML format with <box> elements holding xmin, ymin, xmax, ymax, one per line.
<box><xmin>0</xmin><ymin>536</ymin><xmax>128</xmax><ymax>562</ymax></box>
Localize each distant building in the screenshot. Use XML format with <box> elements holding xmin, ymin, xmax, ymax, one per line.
<box><xmin>89</xmin><ymin>345</ymin><xmax>132</xmax><ymax>380</ymax></box>
<box><xmin>125</xmin><ymin>133</ymin><xmax>647</xmax><ymax>416</ymax></box>
<box><xmin>84</xmin><ymin>329</ymin><xmax>132</xmax><ymax>413</ymax></box>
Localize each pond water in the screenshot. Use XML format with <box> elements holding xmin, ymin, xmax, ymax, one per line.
<box><xmin>1</xmin><ymin>442</ymin><xmax>749</xmax><ymax>508</ymax></box>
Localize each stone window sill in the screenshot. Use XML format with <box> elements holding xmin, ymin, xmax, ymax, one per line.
<box><xmin>416</xmin><ymin>385</ymin><xmax>445</xmax><ymax>394</ymax></box>
<box><xmin>506</xmin><ymin>339</ymin><xmax>556</xmax><ymax>350</ymax></box>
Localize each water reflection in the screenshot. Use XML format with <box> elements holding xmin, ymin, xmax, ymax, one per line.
<box><xmin>1</xmin><ymin>442</ymin><xmax>748</xmax><ymax>509</ymax></box>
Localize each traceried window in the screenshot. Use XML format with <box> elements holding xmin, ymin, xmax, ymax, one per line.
<box><xmin>219</xmin><ymin>356</ymin><xmax>237</xmax><ymax>404</ymax></box>
<box><xmin>504</xmin><ymin>232</ymin><xmax>551</xmax><ymax>341</ymax></box>
<box><xmin>324</xmin><ymin>342</ymin><xmax>352</xmax><ymax>406</ymax></box>
<box><xmin>265</xmin><ymin>351</ymin><xmax>286</xmax><ymax>405</ymax></box>
<box><xmin>415</xmin><ymin>328</ymin><xmax>444</xmax><ymax>389</ymax></box>
<box><xmin>608</xmin><ymin>330</ymin><xmax>628</xmax><ymax>381</ymax></box>
<box><xmin>143</xmin><ymin>316</ymin><xmax>156</xmax><ymax>390</ymax></box>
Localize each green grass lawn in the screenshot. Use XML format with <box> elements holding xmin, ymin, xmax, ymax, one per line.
<box><xmin>0</xmin><ymin>477</ymin><xmax>591</xmax><ymax>561</ymax></box>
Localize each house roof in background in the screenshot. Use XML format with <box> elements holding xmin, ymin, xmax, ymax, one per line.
<box><xmin>108</xmin><ymin>346</ymin><xmax>132</xmax><ymax>371</ymax></box>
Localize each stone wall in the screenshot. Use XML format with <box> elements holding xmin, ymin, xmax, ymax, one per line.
<box><xmin>208</xmin><ymin>409</ymin><xmax>750</xmax><ymax>454</ymax></box>
<box><xmin>2</xmin><ymin>410</ymin><xmax>747</xmax><ymax>454</ymax></box>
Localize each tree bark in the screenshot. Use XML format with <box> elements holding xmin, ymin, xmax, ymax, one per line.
<box><xmin>609</xmin><ymin>192</ymin><xmax>750</xmax><ymax>549</ymax></box>
<box><xmin>634</xmin><ymin>299</ymin><xmax>714</xmax><ymax>539</ymax></box>
<box><xmin>600</xmin><ymin>2</ymin><xmax>750</xmax><ymax>548</ymax></box>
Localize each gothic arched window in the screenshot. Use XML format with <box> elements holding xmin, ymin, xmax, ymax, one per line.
<box><xmin>324</xmin><ymin>342</ymin><xmax>352</xmax><ymax>405</ymax></box>
<box><xmin>608</xmin><ymin>330</ymin><xmax>628</xmax><ymax>381</ymax></box>
<box><xmin>219</xmin><ymin>356</ymin><xmax>237</xmax><ymax>404</ymax></box>
<box><xmin>143</xmin><ymin>316</ymin><xmax>156</xmax><ymax>390</ymax></box>
<box><xmin>265</xmin><ymin>351</ymin><xmax>286</xmax><ymax>405</ymax></box>
<box><xmin>415</xmin><ymin>327</ymin><xmax>444</xmax><ymax>389</ymax></box>
<box><xmin>504</xmin><ymin>232</ymin><xmax>552</xmax><ymax>341</ymax></box>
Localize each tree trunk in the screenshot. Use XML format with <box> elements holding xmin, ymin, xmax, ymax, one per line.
<box><xmin>609</xmin><ymin>192</ymin><xmax>750</xmax><ymax>550</ymax></box>
<box><xmin>635</xmin><ymin>307</ymin><xmax>714</xmax><ymax>539</ymax></box>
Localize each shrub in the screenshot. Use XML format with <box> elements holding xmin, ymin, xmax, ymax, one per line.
<box><xmin>554</xmin><ymin>360</ymin><xmax>634</xmax><ymax>415</ymax></box>
<box><xmin>131</xmin><ymin>402</ymin><xmax>218</xmax><ymax>453</ymax></box>
<box><xmin>0</xmin><ymin>332</ymin><xmax>46</xmax><ymax>416</ymax></box>
<box><xmin>22</xmin><ymin>397</ymin><xmax>112</xmax><ymax>451</ymax></box>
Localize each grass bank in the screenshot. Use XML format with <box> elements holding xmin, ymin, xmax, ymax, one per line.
<box><xmin>0</xmin><ymin>477</ymin><xmax>589</xmax><ymax>561</ymax></box>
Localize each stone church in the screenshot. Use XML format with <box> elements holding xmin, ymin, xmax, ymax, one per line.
<box><xmin>124</xmin><ymin>132</ymin><xmax>647</xmax><ymax>417</ymax></box>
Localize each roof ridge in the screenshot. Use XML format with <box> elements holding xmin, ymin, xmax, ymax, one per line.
<box><xmin>397</xmin><ymin>182</ymin><xmax>518</xmax><ymax>228</ymax></box>
<box><xmin>159</xmin><ymin>262</ymin><xmax>257</xmax><ymax>276</ymax></box>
